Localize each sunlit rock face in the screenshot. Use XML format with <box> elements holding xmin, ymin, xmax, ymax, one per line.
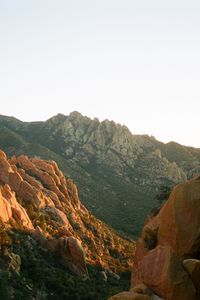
<box><xmin>109</xmin><ymin>176</ymin><xmax>200</xmax><ymax>300</ymax></box>
<box><xmin>0</xmin><ymin>149</ymin><xmax>135</xmax><ymax>277</ymax></box>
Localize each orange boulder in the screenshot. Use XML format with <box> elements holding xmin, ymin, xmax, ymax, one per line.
<box><xmin>132</xmin><ymin>246</ymin><xmax>196</xmax><ymax>300</ymax></box>
<box><xmin>183</xmin><ymin>259</ymin><xmax>200</xmax><ymax>298</ymax></box>
<box><xmin>0</xmin><ymin>185</ymin><xmax>33</xmax><ymax>229</ymax></box>
<box><xmin>46</xmin><ymin>236</ymin><xmax>88</xmax><ymax>277</ymax></box>
<box><xmin>0</xmin><ymin>186</ymin><xmax>12</xmax><ymax>222</ymax></box>
<box><xmin>154</xmin><ymin>176</ymin><xmax>200</xmax><ymax>259</ymax></box>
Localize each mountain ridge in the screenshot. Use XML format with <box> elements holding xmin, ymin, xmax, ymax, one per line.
<box><xmin>2</xmin><ymin>111</ymin><xmax>199</xmax><ymax>148</ymax></box>
<box><xmin>0</xmin><ymin>111</ymin><xmax>200</xmax><ymax>236</ymax></box>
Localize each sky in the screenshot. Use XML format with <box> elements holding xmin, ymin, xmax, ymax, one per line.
<box><xmin>0</xmin><ymin>0</ymin><xmax>200</xmax><ymax>148</ymax></box>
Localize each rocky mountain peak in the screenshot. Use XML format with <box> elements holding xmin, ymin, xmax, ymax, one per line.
<box><xmin>46</xmin><ymin>113</ymin><xmax>67</xmax><ymax>126</ymax></box>
<box><xmin>48</xmin><ymin>112</ymin><xmax>131</xmax><ymax>137</ymax></box>
<box><xmin>0</xmin><ymin>112</ymin><xmax>200</xmax><ymax>236</ymax></box>
<box><xmin>69</xmin><ymin>111</ymin><xmax>85</xmax><ymax>119</ymax></box>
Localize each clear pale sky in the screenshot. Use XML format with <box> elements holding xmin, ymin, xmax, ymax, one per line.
<box><xmin>0</xmin><ymin>1</ymin><xmax>200</xmax><ymax>147</ymax></box>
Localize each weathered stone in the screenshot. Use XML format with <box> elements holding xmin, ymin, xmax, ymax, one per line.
<box><xmin>46</xmin><ymin>236</ymin><xmax>88</xmax><ymax>277</ymax></box>
<box><xmin>108</xmin><ymin>291</ymin><xmax>152</xmax><ymax>300</ymax></box>
<box><xmin>65</xmin><ymin>236</ymin><xmax>88</xmax><ymax>277</ymax></box>
<box><xmin>132</xmin><ymin>246</ymin><xmax>196</xmax><ymax>300</ymax></box>
<box><xmin>0</xmin><ymin>156</ymin><xmax>13</xmax><ymax>183</ymax></box>
<box><xmin>132</xmin><ymin>284</ymin><xmax>152</xmax><ymax>295</ymax></box>
<box><xmin>183</xmin><ymin>259</ymin><xmax>200</xmax><ymax>298</ymax></box>
<box><xmin>32</xmin><ymin>226</ymin><xmax>47</xmax><ymax>247</ymax></box>
<box><xmin>0</xmin><ymin>149</ymin><xmax>7</xmax><ymax>160</ymax></box>
<box><xmin>7</xmin><ymin>252</ymin><xmax>21</xmax><ymax>273</ymax></box>
<box><xmin>100</xmin><ymin>271</ymin><xmax>108</xmax><ymax>282</ymax></box>
<box><xmin>0</xmin><ymin>185</ymin><xmax>33</xmax><ymax>229</ymax></box>
<box><xmin>0</xmin><ymin>187</ymin><xmax>12</xmax><ymax>222</ymax></box>
<box><xmin>154</xmin><ymin>176</ymin><xmax>200</xmax><ymax>259</ymax></box>
<box><xmin>0</xmin><ymin>149</ymin><xmax>135</xmax><ymax>278</ymax></box>
<box><xmin>2</xmin><ymin>250</ymin><xmax>21</xmax><ymax>274</ymax></box>
<box><xmin>46</xmin><ymin>207</ymin><xmax>72</xmax><ymax>229</ymax></box>
<box><xmin>127</xmin><ymin>177</ymin><xmax>200</xmax><ymax>300</ymax></box>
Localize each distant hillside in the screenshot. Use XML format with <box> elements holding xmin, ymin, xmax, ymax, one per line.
<box><xmin>0</xmin><ymin>112</ymin><xmax>200</xmax><ymax>237</ymax></box>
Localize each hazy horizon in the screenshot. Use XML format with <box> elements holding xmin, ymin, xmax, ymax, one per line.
<box><xmin>0</xmin><ymin>1</ymin><xmax>200</xmax><ymax>147</ymax></box>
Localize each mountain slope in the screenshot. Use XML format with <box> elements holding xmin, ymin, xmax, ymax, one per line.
<box><xmin>0</xmin><ymin>112</ymin><xmax>200</xmax><ymax>236</ymax></box>
<box><xmin>0</xmin><ymin>149</ymin><xmax>134</xmax><ymax>299</ymax></box>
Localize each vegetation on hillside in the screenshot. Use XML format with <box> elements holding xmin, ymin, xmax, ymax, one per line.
<box><xmin>0</xmin><ymin>112</ymin><xmax>199</xmax><ymax>238</ymax></box>
<box><xmin>0</xmin><ymin>230</ymin><xmax>131</xmax><ymax>300</ymax></box>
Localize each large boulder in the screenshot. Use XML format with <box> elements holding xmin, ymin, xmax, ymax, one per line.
<box><xmin>108</xmin><ymin>283</ymin><xmax>164</xmax><ymax>300</ymax></box>
<box><xmin>46</xmin><ymin>236</ymin><xmax>88</xmax><ymax>277</ymax></box>
<box><xmin>65</xmin><ymin>236</ymin><xmax>88</xmax><ymax>277</ymax></box>
<box><xmin>183</xmin><ymin>259</ymin><xmax>200</xmax><ymax>298</ymax></box>
<box><xmin>132</xmin><ymin>246</ymin><xmax>196</xmax><ymax>300</ymax></box>
<box><xmin>110</xmin><ymin>176</ymin><xmax>200</xmax><ymax>300</ymax></box>
<box><xmin>0</xmin><ymin>185</ymin><xmax>33</xmax><ymax>229</ymax></box>
<box><xmin>0</xmin><ymin>187</ymin><xmax>12</xmax><ymax>222</ymax></box>
<box><xmin>154</xmin><ymin>176</ymin><xmax>200</xmax><ymax>259</ymax></box>
<box><xmin>131</xmin><ymin>176</ymin><xmax>200</xmax><ymax>299</ymax></box>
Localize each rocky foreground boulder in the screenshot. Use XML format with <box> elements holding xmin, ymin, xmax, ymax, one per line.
<box><xmin>109</xmin><ymin>176</ymin><xmax>200</xmax><ymax>300</ymax></box>
<box><xmin>0</xmin><ymin>149</ymin><xmax>134</xmax><ymax>278</ymax></box>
